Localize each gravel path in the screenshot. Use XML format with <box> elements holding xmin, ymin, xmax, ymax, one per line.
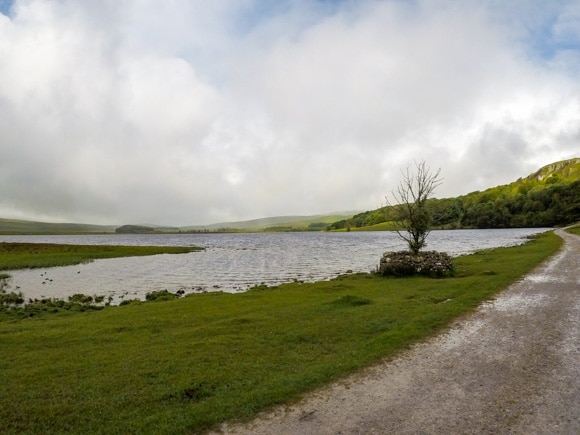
<box><xmin>216</xmin><ymin>229</ymin><xmax>579</xmax><ymax>434</ymax></box>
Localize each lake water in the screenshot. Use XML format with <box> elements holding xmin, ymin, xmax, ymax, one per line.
<box><xmin>1</xmin><ymin>228</ymin><xmax>549</xmax><ymax>303</ymax></box>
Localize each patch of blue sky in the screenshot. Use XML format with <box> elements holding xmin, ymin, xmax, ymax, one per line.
<box><xmin>232</xmin><ymin>0</ymin><xmax>348</xmax><ymax>36</ymax></box>
<box><xmin>526</xmin><ymin>19</ymin><xmax>580</xmax><ymax>62</ymax></box>
<box><xmin>0</xmin><ymin>0</ymin><xmax>13</xmax><ymax>16</ymax></box>
<box><xmin>486</xmin><ymin>0</ymin><xmax>579</xmax><ymax>65</ymax></box>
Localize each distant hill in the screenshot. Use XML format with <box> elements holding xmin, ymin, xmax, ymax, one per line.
<box><xmin>180</xmin><ymin>212</ymin><xmax>360</xmax><ymax>232</ymax></box>
<box><xmin>0</xmin><ymin>218</ymin><xmax>117</xmax><ymax>234</ymax></box>
<box><xmin>329</xmin><ymin>158</ymin><xmax>580</xmax><ymax>231</ymax></box>
<box><xmin>4</xmin><ymin>158</ymin><xmax>577</xmax><ymax>234</ymax></box>
<box><xmin>0</xmin><ymin>213</ymin><xmax>360</xmax><ymax>235</ymax></box>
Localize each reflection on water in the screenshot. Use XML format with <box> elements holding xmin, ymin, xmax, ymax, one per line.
<box><xmin>1</xmin><ymin>228</ymin><xmax>548</xmax><ymax>303</ymax></box>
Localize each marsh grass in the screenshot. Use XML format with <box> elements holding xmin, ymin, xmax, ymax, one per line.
<box><xmin>0</xmin><ymin>242</ymin><xmax>202</xmax><ymax>270</ymax></box>
<box><xmin>0</xmin><ymin>232</ymin><xmax>562</xmax><ymax>434</ymax></box>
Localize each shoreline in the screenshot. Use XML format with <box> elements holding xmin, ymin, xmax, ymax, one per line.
<box><xmin>216</xmin><ymin>229</ymin><xmax>579</xmax><ymax>434</ymax></box>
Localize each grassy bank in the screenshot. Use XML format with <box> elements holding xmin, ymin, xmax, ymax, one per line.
<box><xmin>566</xmin><ymin>224</ymin><xmax>580</xmax><ymax>235</ymax></box>
<box><xmin>0</xmin><ymin>231</ymin><xmax>561</xmax><ymax>433</ymax></box>
<box><xmin>0</xmin><ymin>243</ymin><xmax>202</xmax><ymax>270</ymax></box>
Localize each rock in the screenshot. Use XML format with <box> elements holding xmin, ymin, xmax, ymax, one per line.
<box><xmin>379</xmin><ymin>251</ymin><xmax>454</xmax><ymax>277</ymax></box>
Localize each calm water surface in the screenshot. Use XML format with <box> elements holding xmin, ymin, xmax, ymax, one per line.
<box><xmin>1</xmin><ymin>229</ymin><xmax>548</xmax><ymax>303</ymax></box>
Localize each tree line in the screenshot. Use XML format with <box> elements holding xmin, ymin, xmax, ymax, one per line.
<box><xmin>329</xmin><ymin>178</ymin><xmax>580</xmax><ymax>230</ymax></box>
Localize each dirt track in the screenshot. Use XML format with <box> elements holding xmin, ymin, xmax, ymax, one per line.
<box><xmin>217</xmin><ymin>229</ymin><xmax>579</xmax><ymax>434</ymax></box>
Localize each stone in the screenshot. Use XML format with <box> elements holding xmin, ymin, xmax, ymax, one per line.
<box><xmin>378</xmin><ymin>250</ymin><xmax>454</xmax><ymax>278</ymax></box>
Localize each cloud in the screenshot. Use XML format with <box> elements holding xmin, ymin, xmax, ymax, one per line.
<box><xmin>0</xmin><ymin>0</ymin><xmax>579</xmax><ymax>225</ymax></box>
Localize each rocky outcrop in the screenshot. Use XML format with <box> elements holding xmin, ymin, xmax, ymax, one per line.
<box><xmin>527</xmin><ymin>157</ymin><xmax>580</xmax><ymax>181</ymax></box>
<box><xmin>379</xmin><ymin>251</ymin><xmax>454</xmax><ymax>277</ymax></box>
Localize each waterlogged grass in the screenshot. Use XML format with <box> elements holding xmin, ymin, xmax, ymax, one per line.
<box><xmin>0</xmin><ymin>231</ymin><xmax>562</xmax><ymax>434</ymax></box>
<box><xmin>0</xmin><ymin>243</ymin><xmax>202</xmax><ymax>270</ymax></box>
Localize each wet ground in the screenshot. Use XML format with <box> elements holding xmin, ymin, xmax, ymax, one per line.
<box><xmin>216</xmin><ymin>229</ymin><xmax>579</xmax><ymax>434</ymax></box>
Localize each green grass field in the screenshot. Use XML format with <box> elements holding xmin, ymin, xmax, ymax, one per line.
<box><xmin>0</xmin><ymin>243</ymin><xmax>202</xmax><ymax>270</ymax></box>
<box><xmin>0</xmin><ymin>231</ymin><xmax>562</xmax><ymax>434</ymax></box>
<box><xmin>566</xmin><ymin>224</ymin><xmax>580</xmax><ymax>235</ymax></box>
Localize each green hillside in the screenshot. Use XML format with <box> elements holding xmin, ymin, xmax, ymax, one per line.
<box><xmin>329</xmin><ymin>158</ymin><xmax>580</xmax><ymax>230</ymax></box>
<box><xmin>0</xmin><ymin>213</ymin><xmax>359</xmax><ymax>235</ymax></box>
<box><xmin>0</xmin><ymin>218</ymin><xmax>116</xmax><ymax>235</ymax></box>
<box><xmin>181</xmin><ymin>212</ymin><xmax>359</xmax><ymax>232</ymax></box>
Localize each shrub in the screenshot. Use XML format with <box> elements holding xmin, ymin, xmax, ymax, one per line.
<box><xmin>0</xmin><ymin>290</ymin><xmax>25</xmax><ymax>306</ymax></box>
<box><xmin>68</xmin><ymin>294</ymin><xmax>94</xmax><ymax>305</ymax></box>
<box><xmin>145</xmin><ymin>290</ymin><xmax>178</xmax><ymax>302</ymax></box>
<box><xmin>119</xmin><ymin>299</ymin><xmax>141</xmax><ymax>306</ymax></box>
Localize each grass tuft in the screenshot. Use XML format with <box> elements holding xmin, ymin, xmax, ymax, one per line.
<box><xmin>167</xmin><ymin>382</ymin><xmax>218</xmax><ymax>402</ymax></box>
<box><xmin>327</xmin><ymin>294</ymin><xmax>373</xmax><ymax>307</ymax></box>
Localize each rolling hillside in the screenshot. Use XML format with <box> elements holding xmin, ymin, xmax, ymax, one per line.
<box><xmin>0</xmin><ymin>218</ymin><xmax>117</xmax><ymax>234</ymax></box>
<box><xmin>180</xmin><ymin>212</ymin><xmax>359</xmax><ymax>232</ymax></box>
<box><xmin>329</xmin><ymin>158</ymin><xmax>580</xmax><ymax>230</ymax></box>
<box><xmin>0</xmin><ymin>213</ymin><xmax>359</xmax><ymax>235</ymax></box>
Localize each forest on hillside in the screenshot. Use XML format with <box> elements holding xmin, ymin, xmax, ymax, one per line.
<box><xmin>329</xmin><ymin>161</ymin><xmax>580</xmax><ymax>230</ymax></box>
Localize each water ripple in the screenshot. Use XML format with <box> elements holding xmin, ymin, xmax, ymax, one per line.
<box><xmin>1</xmin><ymin>228</ymin><xmax>548</xmax><ymax>303</ymax></box>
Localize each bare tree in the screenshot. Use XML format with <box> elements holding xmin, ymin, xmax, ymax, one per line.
<box><xmin>387</xmin><ymin>161</ymin><xmax>442</xmax><ymax>254</ymax></box>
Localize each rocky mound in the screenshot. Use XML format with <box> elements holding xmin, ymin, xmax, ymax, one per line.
<box><xmin>379</xmin><ymin>251</ymin><xmax>454</xmax><ymax>277</ymax></box>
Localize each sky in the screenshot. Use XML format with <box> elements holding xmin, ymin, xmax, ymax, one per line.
<box><xmin>0</xmin><ymin>0</ymin><xmax>579</xmax><ymax>226</ymax></box>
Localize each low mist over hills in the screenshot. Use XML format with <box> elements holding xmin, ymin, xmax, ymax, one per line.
<box><xmin>0</xmin><ymin>213</ymin><xmax>359</xmax><ymax>234</ymax></box>
<box><xmin>1</xmin><ymin>159</ymin><xmax>578</xmax><ymax>234</ymax></box>
<box><xmin>180</xmin><ymin>213</ymin><xmax>359</xmax><ymax>232</ymax></box>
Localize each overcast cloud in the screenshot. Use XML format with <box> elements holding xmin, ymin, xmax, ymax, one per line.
<box><xmin>0</xmin><ymin>0</ymin><xmax>579</xmax><ymax>226</ymax></box>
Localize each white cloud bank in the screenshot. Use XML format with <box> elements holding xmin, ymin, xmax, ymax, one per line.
<box><xmin>0</xmin><ymin>0</ymin><xmax>579</xmax><ymax>225</ymax></box>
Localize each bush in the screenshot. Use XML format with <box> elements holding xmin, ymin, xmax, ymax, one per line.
<box><xmin>379</xmin><ymin>251</ymin><xmax>454</xmax><ymax>278</ymax></box>
<box><xmin>68</xmin><ymin>294</ymin><xmax>94</xmax><ymax>305</ymax></box>
<box><xmin>119</xmin><ymin>299</ymin><xmax>141</xmax><ymax>306</ymax></box>
<box><xmin>0</xmin><ymin>290</ymin><xmax>24</xmax><ymax>306</ymax></box>
<box><xmin>145</xmin><ymin>290</ymin><xmax>178</xmax><ymax>302</ymax></box>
